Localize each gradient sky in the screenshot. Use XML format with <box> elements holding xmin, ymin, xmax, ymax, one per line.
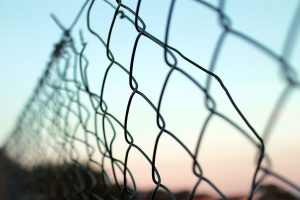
<box><xmin>1</xmin><ymin>0</ymin><xmax>299</xmax><ymax>197</ymax></box>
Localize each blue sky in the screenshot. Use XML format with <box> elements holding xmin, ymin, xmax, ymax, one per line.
<box><xmin>0</xmin><ymin>0</ymin><xmax>83</xmax><ymax>145</ymax></box>
<box><xmin>1</xmin><ymin>0</ymin><xmax>299</xmax><ymax>196</ymax></box>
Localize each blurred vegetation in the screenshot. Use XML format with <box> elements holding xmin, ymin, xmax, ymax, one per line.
<box><xmin>0</xmin><ymin>149</ymin><xmax>298</xmax><ymax>200</ymax></box>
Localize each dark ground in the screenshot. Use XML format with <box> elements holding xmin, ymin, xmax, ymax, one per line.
<box><xmin>0</xmin><ymin>149</ymin><xmax>298</xmax><ymax>200</ymax></box>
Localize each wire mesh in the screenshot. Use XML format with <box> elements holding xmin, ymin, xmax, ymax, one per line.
<box><xmin>3</xmin><ymin>0</ymin><xmax>300</xmax><ymax>199</ymax></box>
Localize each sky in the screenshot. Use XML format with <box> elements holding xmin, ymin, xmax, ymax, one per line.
<box><xmin>0</xmin><ymin>0</ymin><xmax>299</xmax><ymax>197</ymax></box>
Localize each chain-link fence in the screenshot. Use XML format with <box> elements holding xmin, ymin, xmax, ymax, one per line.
<box><xmin>3</xmin><ymin>0</ymin><xmax>300</xmax><ymax>199</ymax></box>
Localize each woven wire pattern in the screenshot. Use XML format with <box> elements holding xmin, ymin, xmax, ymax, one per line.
<box><xmin>4</xmin><ymin>0</ymin><xmax>300</xmax><ymax>199</ymax></box>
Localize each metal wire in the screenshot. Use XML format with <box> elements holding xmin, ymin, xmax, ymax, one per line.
<box><xmin>4</xmin><ymin>0</ymin><xmax>300</xmax><ymax>199</ymax></box>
